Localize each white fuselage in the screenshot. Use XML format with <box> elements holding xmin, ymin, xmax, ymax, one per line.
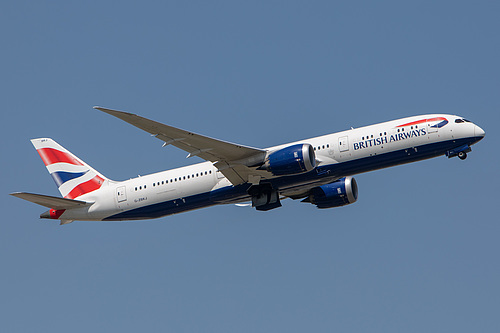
<box><xmin>52</xmin><ymin>114</ymin><xmax>485</xmax><ymax>221</ymax></box>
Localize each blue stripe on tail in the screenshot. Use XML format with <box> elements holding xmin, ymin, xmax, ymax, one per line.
<box><xmin>50</xmin><ymin>171</ymin><xmax>88</xmax><ymax>187</ymax></box>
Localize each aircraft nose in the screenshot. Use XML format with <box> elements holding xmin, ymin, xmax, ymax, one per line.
<box><xmin>474</xmin><ymin>124</ymin><xmax>485</xmax><ymax>138</ymax></box>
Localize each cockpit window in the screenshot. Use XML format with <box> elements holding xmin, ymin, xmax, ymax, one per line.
<box><xmin>463</xmin><ymin>119</ymin><xmax>471</xmax><ymax>122</ymax></box>
<box><xmin>455</xmin><ymin>119</ymin><xmax>464</xmax><ymax>123</ymax></box>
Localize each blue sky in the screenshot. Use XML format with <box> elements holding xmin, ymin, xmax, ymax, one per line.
<box><xmin>1</xmin><ymin>1</ymin><xmax>499</xmax><ymax>332</ymax></box>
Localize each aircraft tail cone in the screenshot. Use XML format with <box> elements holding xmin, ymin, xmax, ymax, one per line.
<box><xmin>40</xmin><ymin>210</ymin><xmax>51</xmax><ymax>219</ymax></box>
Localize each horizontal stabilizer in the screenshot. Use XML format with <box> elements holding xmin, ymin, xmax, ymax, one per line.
<box><xmin>10</xmin><ymin>192</ymin><xmax>92</xmax><ymax>210</ymax></box>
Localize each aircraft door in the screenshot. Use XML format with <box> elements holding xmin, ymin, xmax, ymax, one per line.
<box><xmin>116</xmin><ymin>186</ymin><xmax>127</xmax><ymax>203</ymax></box>
<box><xmin>339</xmin><ymin>136</ymin><xmax>349</xmax><ymax>152</ymax></box>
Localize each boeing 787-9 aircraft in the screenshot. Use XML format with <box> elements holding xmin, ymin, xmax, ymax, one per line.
<box><xmin>11</xmin><ymin>107</ymin><xmax>485</xmax><ymax>224</ymax></box>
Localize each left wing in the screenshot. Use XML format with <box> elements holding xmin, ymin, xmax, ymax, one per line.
<box><xmin>95</xmin><ymin>107</ymin><xmax>268</xmax><ymax>185</ymax></box>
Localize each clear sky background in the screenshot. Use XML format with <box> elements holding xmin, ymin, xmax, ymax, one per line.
<box><xmin>1</xmin><ymin>1</ymin><xmax>499</xmax><ymax>332</ymax></box>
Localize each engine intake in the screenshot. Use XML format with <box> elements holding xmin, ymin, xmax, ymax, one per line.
<box><xmin>260</xmin><ymin>144</ymin><xmax>316</xmax><ymax>176</ymax></box>
<box><xmin>304</xmin><ymin>177</ymin><xmax>358</xmax><ymax>208</ymax></box>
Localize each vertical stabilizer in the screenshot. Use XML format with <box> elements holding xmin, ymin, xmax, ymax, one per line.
<box><xmin>31</xmin><ymin>138</ymin><xmax>108</xmax><ymax>199</ymax></box>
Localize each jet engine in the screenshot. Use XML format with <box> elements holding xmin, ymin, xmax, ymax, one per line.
<box><xmin>260</xmin><ymin>144</ymin><xmax>316</xmax><ymax>176</ymax></box>
<box><xmin>303</xmin><ymin>177</ymin><xmax>358</xmax><ymax>208</ymax></box>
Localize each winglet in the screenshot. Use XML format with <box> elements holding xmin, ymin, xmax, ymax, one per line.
<box><xmin>94</xmin><ymin>106</ymin><xmax>136</xmax><ymax>119</ymax></box>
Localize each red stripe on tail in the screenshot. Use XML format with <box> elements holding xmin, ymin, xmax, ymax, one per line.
<box><xmin>65</xmin><ymin>175</ymin><xmax>105</xmax><ymax>199</ymax></box>
<box><xmin>37</xmin><ymin>148</ymin><xmax>84</xmax><ymax>166</ymax></box>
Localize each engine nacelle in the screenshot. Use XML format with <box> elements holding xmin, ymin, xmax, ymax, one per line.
<box><xmin>305</xmin><ymin>177</ymin><xmax>358</xmax><ymax>209</ymax></box>
<box><xmin>261</xmin><ymin>144</ymin><xmax>316</xmax><ymax>176</ymax></box>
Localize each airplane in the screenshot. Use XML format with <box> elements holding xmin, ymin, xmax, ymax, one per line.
<box><xmin>10</xmin><ymin>107</ymin><xmax>485</xmax><ymax>224</ymax></box>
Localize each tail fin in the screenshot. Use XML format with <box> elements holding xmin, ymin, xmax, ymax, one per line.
<box><xmin>31</xmin><ymin>138</ymin><xmax>108</xmax><ymax>199</ymax></box>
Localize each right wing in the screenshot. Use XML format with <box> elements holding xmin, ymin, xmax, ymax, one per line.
<box><xmin>10</xmin><ymin>192</ymin><xmax>92</xmax><ymax>210</ymax></box>
<box><xmin>95</xmin><ymin>107</ymin><xmax>270</xmax><ymax>185</ymax></box>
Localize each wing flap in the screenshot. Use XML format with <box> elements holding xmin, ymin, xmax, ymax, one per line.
<box><xmin>10</xmin><ymin>192</ymin><xmax>92</xmax><ymax>210</ymax></box>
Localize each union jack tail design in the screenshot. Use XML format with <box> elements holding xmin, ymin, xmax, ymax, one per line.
<box><xmin>31</xmin><ymin>138</ymin><xmax>108</xmax><ymax>199</ymax></box>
